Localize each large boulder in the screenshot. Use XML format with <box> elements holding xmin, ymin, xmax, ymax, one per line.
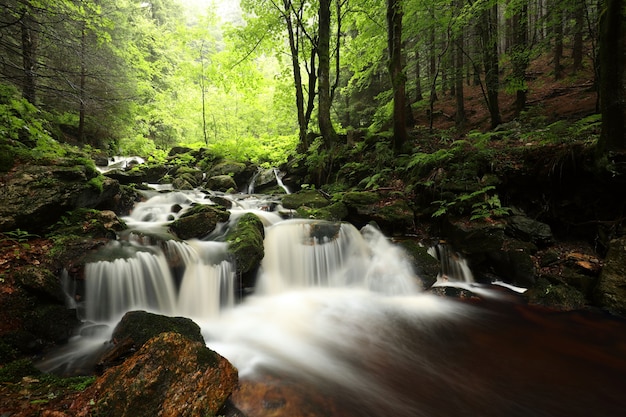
<box><xmin>226</xmin><ymin>213</ymin><xmax>265</xmax><ymax>277</ymax></box>
<box><xmin>342</xmin><ymin>191</ymin><xmax>414</xmax><ymax>236</ymax></box>
<box><xmin>0</xmin><ymin>162</ymin><xmax>118</xmax><ymax>233</ymax></box>
<box><xmin>72</xmin><ymin>332</ymin><xmax>238</xmax><ymax>417</ymax></box>
<box><xmin>594</xmin><ymin>237</ymin><xmax>626</xmax><ymax>316</ymax></box>
<box><xmin>169</xmin><ymin>204</ymin><xmax>230</xmax><ymax>240</ymax></box>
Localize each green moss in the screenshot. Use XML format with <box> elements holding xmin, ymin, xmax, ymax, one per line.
<box><xmin>0</xmin><ymin>359</ymin><xmax>41</xmax><ymax>383</ymax></box>
<box><xmin>226</xmin><ymin>213</ymin><xmax>265</xmax><ymax>274</ymax></box>
<box><xmin>88</xmin><ymin>175</ymin><xmax>105</xmax><ymax>193</ymax></box>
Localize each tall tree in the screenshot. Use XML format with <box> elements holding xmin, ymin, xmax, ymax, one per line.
<box><xmin>318</xmin><ymin>0</ymin><xmax>338</xmax><ymax>146</ymax></box>
<box><xmin>479</xmin><ymin>0</ymin><xmax>502</xmax><ymax>128</ymax></box>
<box><xmin>510</xmin><ymin>0</ymin><xmax>530</xmax><ymax>115</ymax></box>
<box><xmin>387</xmin><ymin>0</ymin><xmax>408</xmax><ymax>151</ymax></box>
<box><xmin>597</xmin><ymin>0</ymin><xmax>626</xmax><ymax>154</ymax></box>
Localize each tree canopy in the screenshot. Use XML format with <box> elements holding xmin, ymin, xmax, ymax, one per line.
<box><xmin>0</xmin><ymin>0</ymin><xmax>623</xmax><ymax>164</ymax></box>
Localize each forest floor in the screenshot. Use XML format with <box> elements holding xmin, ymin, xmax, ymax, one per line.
<box><xmin>413</xmin><ymin>54</ymin><xmax>597</xmax><ymax>134</ymax></box>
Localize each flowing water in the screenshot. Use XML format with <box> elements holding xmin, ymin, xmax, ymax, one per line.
<box><xmin>40</xmin><ymin>190</ymin><xmax>626</xmax><ymax>417</ymax></box>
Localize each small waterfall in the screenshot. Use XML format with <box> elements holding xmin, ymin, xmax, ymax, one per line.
<box><xmin>82</xmin><ymin>239</ymin><xmax>235</xmax><ymax>325</ymax></box>
<box><xmin>274</xmin><ymin>168</ymin><xmax>290</xmax><ymax>194</ymax></box>
<box><xmin>257</xmin><ymin>220</ymin><xmax>418</xmax><ymax>295</ymax></box>
<box><xmin>428</xmin><ymin>244</ymin><xmax>475</xmax><ymax>285</ymax></box>
<box><xmin>246</xmin><ymin>169</ymin><xmax>262</xmax><ymax>194</ymax></box>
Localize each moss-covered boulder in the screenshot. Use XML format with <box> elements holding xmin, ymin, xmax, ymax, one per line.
<box><xmin>0</xmin><ymin>161</ymin><xmax>119</xmax><ymax>233</ymax></box>
<box><xmin>207</xmin><ymin>174</ymin><xmax>237</xmax><ymax>192</ymax></box>
<box><xmin>207</xmin><ymin>160</ymin><xmax>250</xmax><ymax>188</ymax></box>
<box><xmin>73</xmin><ymin>332</ymin><xmax>238</xmax><ymax>417</ymax></box>
<box><xmin>526</xmin><ymin>278</ymin><xmax>587</xmax><ymax>311</ymax></box>
<box><xmin>594</xmin><ymin>237</ymin><xmax>626</xmax><ymax>316</ymax></box>
<box><xmin>226</xmin><ymin>213</ymin><xmax>265</xmax><ymax>277</ymax></box>
<box><xmin>96</xmin><ymin>310</ymin><xmax>205</xmax><ymax>371</ymax></box>
<box><xmin>396</xmin><ymin>240</ymin><xmax>440</xmax><ymax>289</ymax></box>
<box><xmin>294</xmin><ymin>201</ymin><xmax>349</xmax><ymax>221</ymax></box>
<box><xmin>282</xmin><ymin>190</ymin><xmax>331</xmax><ymax>209</ymax></box>
<box><xmin>342</xmin><ymin>191</ymin><xmax>414</xmax><ymax>235</ymax></box>
<box><xmin>169</xmin><ymin>204</ymin><xmax>230</xmax><ymax>240</ymax></box>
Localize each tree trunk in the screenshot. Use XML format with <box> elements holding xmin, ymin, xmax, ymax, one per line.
<box><xmin>78</xmin><ymin>23</ymin><xmax>87</xmax><ymax>143</ymax></box>
<box><xmin>415</xmin><ymin>48</ymin><xmax>423</xmax><ymax>101</ymax></box>
<box><xmin>572</xmin><ymin>0</ymin><xmax>585</xmax><ymax>73</ymax></box>
<box><xmin>283</xmin><ymin>0</ymin><xmax>309</xmax><ymax>151</ymax></box>
<box><xmin>318</xmin><ymin>0</ymin><xmax>337</xmax><ymax>147</ymax></box>
<box><xmin>455</xmin><ymin>37</ymin><xmax>466</xmax><ymax>128</ymax></box>
<box><xmin>552</xmin><ymin>0</ymin><xmax>564</xmax><ymax>80</ymax></box>
<box><xmin>20</xmin><ymin>8</ymin><xmax>38</xmax><ymax>104</ymax></box>
<box><xmin>597</xmin><ymin>0</ymin><xmax>626</xmax><ymax>154</ymax></box>
<box><xmin>481</xmin><ymin>3</ymin><xmax>502</xmax><ymax>128</ymax></box>
<box><xmin>512</xmin><ymin>1</ymin><xmax>529</xmax><ymax>115</ymax></box>
<box><xmin>387</xmin><ymin>0</ymin><xmax>408</xmax><ymax>152</ymax></box>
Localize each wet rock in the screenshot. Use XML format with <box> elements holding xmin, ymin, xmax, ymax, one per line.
<box><xmin>526</xmin><ymin>277</ymin><xmax>587</xmax><ymax>311</ymax></box>
<box><xmin>294</xmin><ymin>201</ymin><xmax>349</xmax><ymax>221</ymax></box>
<box><xmin>97</xmin><ymin>310</ymin><xmax>205</xmax><ymax>370</ymax></box>
<box><xmin>396</xmin><ymin>240</ymin><xmax>440</xmax><ymax>289</ymax></box>
<box><xmin>169</xmin><ymin>204</ymin><xmax>230</xmax><ymax>240</ymax></box>
<box><xmin>594</xmin><ymin>237</ymin><xmax>626</xmax><ymax>316</ymax></box>
<box><xmin>104</xmin><ymin>164</ymin><xmax>169</xmax><ymax>184</ymax></box>
<box><xmin>226</xmin><ymin>213</ymin><xmax>265</xmax><ymax>277</ymax></box>
<box><xmin>207</xmin><ymin>174</ymin><xmax>237</xmax><ymax>192</ymax></box>
<box><xmin>282</xmin><ymin>190</ymin><xmax>331</xmax><ymax>209</ymax></box>
<box><xmin>208</xmin><ymin>161</ymin><xmax>249</xmax><ymax>187</ymax></box>
<box><xmin>342</xmin><ymin>191</ymin><xmax>414</xmax><ymax>235</ymax></box>
<box><xmin>72</xmin><ymin>332</ymin><xmax>238</xmax><ymax>417</ymax></box>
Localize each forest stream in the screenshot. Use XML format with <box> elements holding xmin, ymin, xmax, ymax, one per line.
<box><xmin>33</xmin><ymin>188</ymin><xmax>626</xmax><ymax>417</ymax></box>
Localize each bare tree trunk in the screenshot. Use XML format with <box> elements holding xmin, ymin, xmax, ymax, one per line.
<box><xmin>387</xmin><ymin>0</ymin><xmax>408</xmax><ymax>152</ymax></box>
<box><xmin>572</xmin><ymin>0</ymin><xmax>585</xmax><ymax>73</ymax></box>
<box><xmin>20</xmin><ymin>9</ymin><xmax>38</xmax><ymax>104</ymax></box>
<box><xmin>480</xmin><ymin>3</ymin><xmax>502</xmax><ymax>128</ymax></box>
<box><xmin>318</xmin><ymin>0</ymin><xmax>337</xmax><ymax>147</ymax></box>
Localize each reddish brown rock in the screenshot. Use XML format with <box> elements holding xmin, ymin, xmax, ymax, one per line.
<box><xmin>71</xmin><ymin>332</ymin><xmax>238</xmax><ymax>417</ymax></box>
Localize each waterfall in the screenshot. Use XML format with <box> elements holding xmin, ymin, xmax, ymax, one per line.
<box><xmin>83</xmin><ymin>239</ymin><xmax>234</xmax><ymax>324</ymax></box>
<box><xmin>258</xmin><ymin>220</ymin><xmax>418</xmax><ymax>295</ymax></box>
<box><xmin>273</xmin><ymin>168</ymin><xmax>290</xmax><ymax>194</ymax></box>
<box><xmin>427</xmin><ymin>244</ymin><xmax>475</xmax><ymax>284</ymax></box>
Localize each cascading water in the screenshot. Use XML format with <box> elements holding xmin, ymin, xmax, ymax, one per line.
<box><xmin>40</xmin><ymin>189</ymin><xmax>626</xmax><ymax>417</ymax></box>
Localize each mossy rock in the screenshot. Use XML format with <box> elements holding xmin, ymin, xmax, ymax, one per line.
<box><xmin>111</xmin><ymin>310</ymin><xmax>205</xmax><ymax>348</ymax></box>
<box><xmin>13</xmin><ymin>266</ymin><xmax>65</xmax><ymax>303</ymax></box>
<box><xmin>342</xmin><ymin>191</ymin><xmax>381</xmax><ymax>207</ymax></box>
<box><xmin>396</xmin><ymin>240</ymin><xmax>440</xmax><ymax>289</ymax></box>
<box><xmin>226</xmin><ymin>213</ymin><xmax>265</xmax><ymax>275</ymax></box>
<box><xmin>526</xmin><ymin>278</ymin><xmax>587</xmax><ymax>311</ymax></box>
<box><xmin>169</xmin><ymin>204</ymin><xmax>230</xmax><ymax>240</ymax></box>
<box><xmin>282</xmin><ymin>190</ymin><xmax>331</xmax><ymax>209</ymax></box>
<box><xmin>207</xmin><ymin>174</ymin><xmax>237</xmax><ymax>192</ymax></box>
<box><xmin>295</xmin><ymin>201</ymin><xmax>348</xmax><ymax>221</ymax></box>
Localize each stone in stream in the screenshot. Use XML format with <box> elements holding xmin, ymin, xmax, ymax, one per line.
<box><xmin>71</xmin><ymin>331</ymin><xmax>238</xmax><ymax>417</ymax></box>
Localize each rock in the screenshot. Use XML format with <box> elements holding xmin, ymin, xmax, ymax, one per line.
<box><xmin>104</xmin><ymin>164</ymin><xmax>169</xmax><ymax>184</ymax></box>
<box><xmin>282</xmin><ymin>190</ymin><xmax>331</xmax><ymax>209</ymax></box>
<box><xmin>294</xmin><ymin>201</ymin><xmax>348</xmax><ymax>221</ymax></box>
<box><xmin>111</xmin><ymin>310</ymin><xmax>205</xmax><ymax>347</ymax></box>
<box><xmin>97</xmin><ymin>310</ymin><xmax>205</xmax><ymax>370</ymax></box>
<box><xmin>226</xmin><ymin>213</ymin><xmax>265</xmax><ymax>282</ymax></box>
<box><xmin>396</xmin><ymin>240</ymin><xmax>440</xmax><ymax>289</ymax></box>
<box><xmin>72</xmin><ymin>332</ymin><xmax>238</xmax><ymax>417</ymax></box>
<box><xmin>207</xmin><ymin>161</ymin><xmax>249</xmax><ymax>187</ymax></box>
<box><xmin>207</xmin><ymin>174</ymin><xmax>237</xmax><ymax>192</ymax></box>
<box><xmin>169</xmin><ymin>204</ymin><xmax>230</xmax><ymax>240</ymax></box>
<box><xmin>594</xmin><ymin>237</ymin><xmax>626</xmax><ymax>316</ymax></box>
<box><xmin>0</xmin><ymin>162</ymin><xmax>118</xmax><ymax>233</ymax></box>
<box><xmin>526</xmin><ymin>278</ymin><xmax>587</xmax><ymax>311</ymax></box>
<box><xmin>342</xmin><ymin>191</ymin><xmax>414</xmax><ymax>235</ymax></box>
<box><xmin>506</xmin><ymin>215</ymin><xmax>553</xmax><ymax>246</ymax></box>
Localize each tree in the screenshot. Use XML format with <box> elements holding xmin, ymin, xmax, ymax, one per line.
<box><xmin>387</xmin><ymin>0</ymin><xmax>408</xmax><ymax>151</ymax></box>
<box><xmin>318</xmin><ymin>0</ymin><xmax>338</xmax><ymax>147</ymax></box>
<box><xmin>597</xmin><ymin>0</ymin><xmax>626</xmax><ymax>155</ymax></box>
<box><xmin>478</xmin><ymin>0</ymin><xmax>502</xmax><ymax>128</ymax></box>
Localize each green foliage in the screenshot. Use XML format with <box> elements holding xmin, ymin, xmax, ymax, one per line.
<box><xmin>432</xmin><ymin>185</ymin><xmax>510</xmax><ymax>220</ymax></box>
<box><xmin>1</xmin><ymin>229</ymin><xmax>40</xmax><ymax>244</ymax></box>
